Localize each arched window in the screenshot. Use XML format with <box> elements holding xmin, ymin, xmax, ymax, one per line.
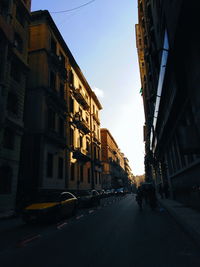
<box><xmin>0</xmin><ymin>166</ymin><xmax>12</xmax><ymax>194</ymax></box>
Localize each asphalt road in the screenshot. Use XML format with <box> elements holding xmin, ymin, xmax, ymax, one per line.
<box><xmin>0</xmin><ymin>194</ymin><xmax>200</xmax><ymax>267</ymax></box>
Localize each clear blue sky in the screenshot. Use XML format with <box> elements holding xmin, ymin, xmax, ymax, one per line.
<box><xmin>31</xmin><ymin>0</ymin><xmax>145</xmax><ymax>175</ymax></box>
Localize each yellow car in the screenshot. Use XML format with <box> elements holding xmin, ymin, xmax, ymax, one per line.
<box><xmin>22</xmin><ymin>192</ymin><xmax>78</xmax><ymax>223</ymax></box>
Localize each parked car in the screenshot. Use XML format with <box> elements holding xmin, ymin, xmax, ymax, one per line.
<box><xmin>115</xmin><ymin>188</ymin><xmax>124</xmax><ymax>196</ymax></box>
<box><xmin>97</xmin><ymin>189</ymin><xmax>106</xmax><ymax>198</ymax></box>
<box><xmin>22</xmin><ymin>192</ymin><xmax>78</xmax><ymax>223</ymax></box>
<box><xmin>105</xmin><ymin>189</ymin><xmax>112</xmax><ymax>197</ymax></box>
<box><xmin>77</xmin><ymin>190</ymin><xmax>100</xmax><ymax>208</ymax></box>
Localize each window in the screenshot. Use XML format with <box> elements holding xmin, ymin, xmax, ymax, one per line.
<box><xmin>80</xmin><ymin>165</ymin><xmax>84</xmax><ymax>182</ymax></box>
<box><xmin>87</xmin><ymin>168</ymin><xmax>91</xmax><ymax>183</ymax></box>
<box><xmin>99</xmin><ymin>174</ymin><xmax>101</xmax><ymax>184</ymax></box>
<box><xmin>7</xmin><ymin>92</ymin><xmax>18</xmax><ymax>115</ymax></box>
<box><xmin>93</xmin><ymin>105</ymin><xmax>95</xmax><ymax>114</ymax></box>
<box><xmin>70</xmin><ymin>128</ymin><xmax>74</xmax><ymax>146</ymax></box>
<box><xmin>71</xmin><ymin>163</ymin><xmax>75</xmax><ymax>181</ymax></box>
<box><xmin>3</xmin><ymin>128</ymin><xmax>15</xmax><ymax>150</ymax></box>
<box><xmin>59</xmin><ymin>118</ymin><xmax>64</xmax><ymax>137</ymax></box>
<box><xmin>14</xmin><ymin>33</ymin><xmax>23</xmax><ymax>53</ymax></box>
<box><xmin>10</xmin><ymin>59</ymin><xmax>21</xmax><ymax>82</ymax></box>
<box><xmin>79</xmin><ymin>108</ymin><xmax>83</xmax><ymax>117</ymax></box>
<box><xmin>70</xmin><ymin>97</ymin><xmax>74</xmax><ymax>113</ymax></box>
<box><xmin>86</xmin><ymin>140</ymin><xmax>90</xmax><ymax>152</ymax></box>
<box><xmin>60</xmin><ymin>83</ymin><xmax>64</xmax><ymax>99</ymax></box>
<box><xmin>47</xmin><ymin>153</ymin><xmax>53</xmax><ymax>177</ymax></box>
<box><xmin>80</xmin><ymin>135</ymin><xmax>83</xmax><ymax>148</ymax></box>
<box><xmin>69</xmin><ymin>70</ymin><xmax>74</xmax><ymax>87</ymax></box>
<box><xmin>59</xmin><ymin>52</ymin><xmax>65</xmax><ymax>67</ymax></box>
<box><xmin>50</xmin><ymin>71</ymin><xmax>56</xmax><ymax>90</ymax></box>
<box><xmin>0</xmin><ymin>166</ymin><xmax>12</xmax><ymax>194</ymax></box>
<box><xmin>16</xmin><ymin>6</ymin><xmax>25</xmax><ymax>27</ymax></box>
<box><xmin>86</xmin><ymin>116</ymin><xmax>89</xmax><ymax>124</ymax></box>
<box><xmin>48</xmin><ymin>109</ymin><xmax>56</xmax><ymax>130</ymax></box>
<box><xmin>58</xmin><ymin>157</ymin><xmax>63</xmax><ymax>179</ymax></box>
<box><xmin>95</xmin><ymin>171</ymin><xmax>98</xmax><ymax>184</ymax></box>
<box><xmin>50</xmin><ymin>37</ymin><xmax>57</xmax><ymax>54</ymax></box>
<box><xmin>94</xmin><ymin>146</ymin><xmax>97</xmax><ymax>160</ymax></box>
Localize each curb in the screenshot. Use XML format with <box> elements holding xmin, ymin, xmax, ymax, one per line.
<box><xmin>159</xmin><ymin>199</ymin><xmax>200</xmax><ymax>249</ymax></box>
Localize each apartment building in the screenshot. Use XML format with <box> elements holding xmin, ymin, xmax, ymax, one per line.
<box><xmin>67</xmin><ymin>64</ymin><xmax>102</xmax><ymax>192</ymax></box>
<box><xmin>0</xmin><ymin>0</ymin><xmax>31</xmax><ymax>212</ymax></box>
<box><xmin>136</xmin><ymin>0</ymin><xmax>200</xmax><ymax>208</ymax></box>
<box><xmin>18</xmin><ymin>10</ymin><xmax>68</xmax><ymax>203</ymax></box>
<box><xmin>18</xmin><ymin>10</ymin><xmax>102</xmax><ymax>202</ymax></box>
<box><xmin>101</xmin><ymin>128</ymin><xmax>127</xmax><ymax>189</ymax></box>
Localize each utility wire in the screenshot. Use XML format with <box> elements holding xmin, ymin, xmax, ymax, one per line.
<box><xmin>50</xmin><ymin>0</ymin><xmax>96</xmax><ymax>14</ymax></box>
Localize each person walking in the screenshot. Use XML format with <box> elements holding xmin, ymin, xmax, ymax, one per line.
<box><xmin>148</xmin><ymin>185</ymin><xmax>157</xmax><ymax>210</ymax></box>
<box><xmin>135</xmin><ymin>187</ymin><xmax>144</xmax><ymax>210</ymax></box>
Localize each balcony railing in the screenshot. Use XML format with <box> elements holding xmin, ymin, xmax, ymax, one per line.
<box><xmin>45</xmin><ymin>130</ymin><xmax>67</xmax><ymax>148</ymax></box>
<box><xmin>49</xmin><ymin>52</ymin><xmax>67</xmax><ymax>80</ymax></box>
<box><xmin>73</xmin><ymin>88</ymin><xmax>90</xmax><ymax>110</ymax></box>
<box><xmin>73</xmin><ymin>147</ymin><xmax>91</xmax><ymax>162</ymax></box>
<box><xmin>93</xmin><ymin>112</ymin><xmax>100</xmax><ymax>125</ymax></box>
<box><xmin>73</xmin><ymin>114</ymin><xmax>90</xmax><ymax>134</ymax></box>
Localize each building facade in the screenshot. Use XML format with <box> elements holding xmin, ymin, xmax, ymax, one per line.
<box><xmin>18</xmin><ymin>10</ymin><xmax>102</xmax><ymax>203</ymax></box>
<box><xmin>136</xmin><ymin>0</ymin><xmax>200</xmax><ymax>209</ymax></box>
<box><xmin>101</xmin><ymin>128</ymin><xmax>127</xmax><ymax>189</ymax></box>
<box><xmin>67</xmin><ymin>62</ymin><xmax>102</xmax><ymax>192</ymax></box>
<box><xmin>0</xmin><ymin>0</ymin><xmax>31</xmax><ymax>212</ymax></box>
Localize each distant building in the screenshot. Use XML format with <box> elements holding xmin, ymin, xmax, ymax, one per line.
<box><xmin>101</xmin><ymin>128</ymin><xmax>127</xmax><ymax>189</ymax></box>
<box><xmin>136</xmin><ymin>0</ymin><xmax>200</xmax><ymax>208</ymax></box>
<box><xmin>0</xmin><ymin>0</ymin><xmax>31</xmax><ymax>212</ymax></box>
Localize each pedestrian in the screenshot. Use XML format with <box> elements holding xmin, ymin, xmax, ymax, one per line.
<box><xmin>148</xmin><ymin>185</ymin><xmax>157</xmax><ymax>210</ymax></box>
<box><xmin>163</xmin><ymin>183</ymin><xmax>169</xmax><ymax>199</ymax></box>
<box><xmin>135</xmin><ymin>187</ymin><xmax>143</xmax><ymax>210</ymax></box>
<box><xmin>158</xmin><ymin>184</ymin><xmax>164</xmax><ymax>199</ymax></box>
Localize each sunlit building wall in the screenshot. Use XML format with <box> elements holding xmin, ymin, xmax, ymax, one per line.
<box><xmin>101</xmin><ymin>128</ymin><xmax>127</xmax><ymax>189</ymax></box>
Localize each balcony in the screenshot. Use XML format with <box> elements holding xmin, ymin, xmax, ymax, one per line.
<box><xmin>93</xmin><ymin>132</ymin><xmax>101</xmax><ymax>144</ymax></box>
<box><xmin>45</xmin><ymin>130</ymin><xmax>67</xmax><ymax>148</ymax></box>
<box><xmin>49</xmin><ymin>52</ymin><xmax>67</xmax><ymax>80</ymax></box>
<box><xmin>93</xmin><ymin>112</ymin><xmax>100</xmax><ymax>125</ymax></box>
<box><xmin>46</xmin><ymin>88</ymin><xmax>67</xmax><ymax>111</ymax></box>
<box><xmin>73</xmin><ymin>88</ymin><xmax>90</xmax><ymax>110</ymax></box>
<box><xmin>73</xmin><ymin>147</ymin><xmax>91</xmax><ymax>162</ymax></box>
<box><xmin>0</xmin><ymin>15</ymin><xmax>13</xmax><ymax>42</ymax></box>
<box><xmin>73</xmin><ymin>113</ymin><xmax>90</xmax><ymax>134</ymax></box>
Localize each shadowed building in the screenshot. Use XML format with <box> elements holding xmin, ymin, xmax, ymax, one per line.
<box><xmin>0</xmin><ymin>0</ymin><xmax>31</xmax><ymax>212</ymax></box>
<box><xmin>136</xmin><ymin>0</ymin><xmax>200</xmax><ymax>208</ymax></box>
<box><xmin>19</xmin><ymin>10</ymin><xmax>102</xmax><ymax>203</ymax></box>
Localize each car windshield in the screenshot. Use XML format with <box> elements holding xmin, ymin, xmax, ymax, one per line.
<box><xmin>77</xmin><ymin>191</ymin><xmax>90</xmax><ymax>197</ymax></box>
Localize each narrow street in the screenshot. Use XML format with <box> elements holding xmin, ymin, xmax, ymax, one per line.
<box><xmin>0</xmin><ymin>195</ymin><xmax>200</xmax><ymax>267</ymax></box>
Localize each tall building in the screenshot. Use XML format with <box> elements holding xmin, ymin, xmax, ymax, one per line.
<box><xmin>67</xmin><ymin>59</ymin><xmax>102</xmax><ymax>192</ymax></box>
<box><xmin>19</xmin><ymin>10</ymin><xmax>102</xmax><ymax>203</ymax></box>
<box><xmin>136</xmin><ymin>0</ymin><xmax>200</xmax><ymax>208</ymax></box>
<box><xmin>101</xmin><ymin>128</ymin><xmax>127</xmax><ymax>189</ymax></box>
<box><xmin>0</xmin><ymin>0</ymin><xmax>31</xmax><ymax>212</ymax></box>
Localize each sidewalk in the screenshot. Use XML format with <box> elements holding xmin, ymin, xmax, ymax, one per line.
<box><xmin>159</xmin><ymin>198</ymin><xmax>200</xmax><ymax>248</ymax></box>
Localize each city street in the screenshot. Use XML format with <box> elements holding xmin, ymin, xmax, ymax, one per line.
<box><xmin>0</xmin><ymin>195</ymin><xmax>200</xmax><ymax>267</ymax></box>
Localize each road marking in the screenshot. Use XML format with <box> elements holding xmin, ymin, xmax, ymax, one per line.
<box><xmin>89</xmin><ymin>209</ymin><xmax>94</xmax><ymax>214</ymax></box>
<box><xmin>17</xmin><ymin>234</ymin><xmax>41</xmax><ymax>248</ymax></box>
<box><xmin>76</xmin><ymin>214</ymin><xmax>84</xmax><ymax>220</ymax></box>
<box><xmin>57</xmin><ymin>222</ymin><xmax>68</xmax><ymax>230</ymax></box>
